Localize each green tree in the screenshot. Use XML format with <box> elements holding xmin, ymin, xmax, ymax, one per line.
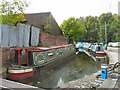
<box><xmin>84</xmin><ymin>16</ymin><xmax>99</xmax><ymax>42</ymax></box>
<box><xmin>116</xmin><ymin>15</ymin><xmax>120</xmax><ymax>41</ymax></box>
<box><xmin>0</xmin><ymin>0</ymin><xmax>29</xmax><ymax>26</ymax></box>
<box><xmin>99</xmin><ymin>13</ymin><xmax>119</xmax><ymax>42</ymax></box>
<box><xmin>60</xmin><ymin>17</ymin><xmax>86</xmax><ymax>43</ymax></box>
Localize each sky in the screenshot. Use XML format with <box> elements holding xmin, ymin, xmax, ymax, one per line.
<box><xmin>25</xmin><ymin>0</ymin><xmax>119</xmax><ymax>25</ymax></box>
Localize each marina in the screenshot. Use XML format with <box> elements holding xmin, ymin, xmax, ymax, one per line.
<box><xmin>1</xmin><ymin>46</ymin><xmax>119</xmax><ymax>89</ymax></box>
<box><xmin>22</xmin><ymin>52</ymin><xmax>108</xmax><ymax>88</ymax></box>
<box><xmin>0</xmin><ymin>1</ymin><xmax>119</xmax><ymax>89</ymax></box>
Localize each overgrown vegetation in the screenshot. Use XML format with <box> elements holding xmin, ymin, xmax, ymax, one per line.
<box><xmin>44</xmin><ymin>16</ymin><xmax>51</xmax><ymax>33</ymax></box>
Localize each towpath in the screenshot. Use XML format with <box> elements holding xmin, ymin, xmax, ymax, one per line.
<box><xmin>0</xmin><ymin>78</ymin><xmax>45</xmax><ymax>90</ymax></box>
<box><xmin>105</xmin><ymin>47</ymin><xmax>119</xmax><ymax>64</ymax></box>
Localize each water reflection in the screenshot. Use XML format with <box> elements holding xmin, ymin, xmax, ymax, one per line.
<box><xmin>31</xmin><ymin>53</ymin><xmax>109</xmax><ymax>88</ymax></box>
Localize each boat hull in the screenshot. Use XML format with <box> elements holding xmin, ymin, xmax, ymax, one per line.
<box><xmin>8</xmin><ymin>67</ymin><xmax>34</xmax><ymax>81</ymax></box>
<box><xmin>90</xmin><ymin>51</ymin><xmax>106</xmax><ymax>56</ymax></box>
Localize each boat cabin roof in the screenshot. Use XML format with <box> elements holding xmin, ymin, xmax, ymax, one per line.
<box><xmin>14</xmin><ymin>44</ymin><xmax>73</xmax><ymax>52</ymax></box>
<box><xmin>91</xmin><ymin>45</ymin><xmax>104</xmax><ymax>51</ymax></box>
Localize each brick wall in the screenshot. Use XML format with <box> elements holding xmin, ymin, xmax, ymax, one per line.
<box><xmin>0</xmin><ymin>48</ymin><xmax>15</xmax><ymax>67</ymax></box>
<box><xmin>0</xmin><ymin>48</ymin><xmax>15</xmax><ymax>68</ymax></box>
<box><xmin>40</xmin><ymin>33</ymin><xmax>68</xmax><ymax>47</ymax></box>
<box><xmin>0</xmin><ymin>48</ymin><xmax>15</xmax><ymax>78</ymax></box>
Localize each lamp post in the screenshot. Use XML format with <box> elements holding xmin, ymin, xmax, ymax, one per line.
<box><xmin>105</xmin><ymin>21</ymin><xmax>107</xmax><ymax>50</ymax></box>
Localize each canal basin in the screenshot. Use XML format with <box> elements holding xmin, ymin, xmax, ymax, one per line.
<box><xmin>30</xmin><ymin>53</ymin><xmax>109</xmax><ymax>89</ymax></box>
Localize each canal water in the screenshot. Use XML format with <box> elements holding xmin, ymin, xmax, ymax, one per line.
<box><xmin>29</xmin><ymin>53</ymin><xmax>109</xmax><ymax>89</ymax></box>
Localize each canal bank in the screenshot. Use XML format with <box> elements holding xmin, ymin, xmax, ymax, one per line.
<box><xmin>29</xmin><ymin>53</ymin><xmax>108</xmax><ymax>88</ymax></box>
<box><xmin>105</xmin><ymin>47</ymin><xmax>119</xmax><ymax>64</ymax></box>
<box><xmin>102</xmin><ymin>47</ymin><xmax>119</xmax><ymax>88</ymax></box>
<box><xmin>1</xmin><ymin>47</ymin><xmax>119</xmax><ymax>89</ymax></box>
<box><xmin>57</xmin><ymin>47</ymin><xmax>119</xmax><ymax>89</ymax></box>
<box><xmin>0</xmin><ymin>78</ymin><xmax>41</xmax><ymax>89</ymax></box>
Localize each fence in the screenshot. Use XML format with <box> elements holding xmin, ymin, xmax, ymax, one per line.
<box><xmin>0</xmin><ymin>24</ymin><xmax>40</xmax><ymax>48</ymax></box>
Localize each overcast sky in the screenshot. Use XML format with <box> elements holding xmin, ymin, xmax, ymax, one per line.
<box><xmin>25</xmin><ymin>0</ymin><xmax>119</xmax><ymax>25</ymax></box>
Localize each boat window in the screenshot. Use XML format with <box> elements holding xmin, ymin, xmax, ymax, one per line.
<box><xmin>92</xmin><ymin>45</ymin><xmax>96</xmax><ymax>51</ymax></box>
<box><xmin>98</xmin><ymin>46</ymin><xmax>101</xmax><ymax>51</ymax></box>
<box><xmin>91</xmin><ymin>45</ymin><xmax>94</xmax><ymax>50</ymax></box>
<box><xmin>96</xmin><ymin>46</ymin><xmax>104</xmax><ymax>51</ymax></box>
<box><xmin>48</xmin><ymin>53</ymin><xmax>53</xmax><ymax>56</ymax></box>
<box><xmin>47</xmin><ymin>51</ymin><xmax>55</xmax><ymax>60</ymax></box>
<box><xmin>100</xmin><ymin>46</ymin><xmax>104</xmax><ymax>51</ymax></box>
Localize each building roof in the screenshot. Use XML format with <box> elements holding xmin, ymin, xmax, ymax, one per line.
<box><xmin>25</xmin><ymin>12</ymin><xmax>62</xmax><ymax>36</ymax></box>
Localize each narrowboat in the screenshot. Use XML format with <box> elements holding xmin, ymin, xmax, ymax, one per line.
<box><xmin>8</xmin><ymin>44</ymin><xmax>75</xmax><ymax>81</ymax></box>
<box><xmin>89</xmin><ymin>44</ymin><xmax>106</xmax><ymax>58</ymax></box>
<box><xmin>75</xmin><ymin>42</ymin><xmax>84</xmax><ymax>52</ymax></box>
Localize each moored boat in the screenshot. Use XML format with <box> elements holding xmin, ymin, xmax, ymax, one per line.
<box><xmin>75</xmin><ymin>42</ymin><xmax>84</xmax><ymax>52</ymax></box>
<box><xmin>8</xmin><ymin>44</ymin><xmax>75</xmax><ymax>81</ymax></box>
<box><xmin>89</xmin><ymin>44</ymin><xmax>106</xmax><ymax>58</ymax></box>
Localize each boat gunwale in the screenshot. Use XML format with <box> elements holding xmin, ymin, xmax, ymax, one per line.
<box><xmin>8</xmin><ymin>67</ymin><xmax>34</xmax><ymax>74</ymax></box>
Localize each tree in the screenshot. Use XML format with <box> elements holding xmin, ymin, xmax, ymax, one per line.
<box><xmin>99</xmin><ymin>13</ymin><xmax>119</xmax><ymax>42</ymax></box>
<box><xmin>60</xmin><ymin>17</ymin><xmax>86</xmax><ymax>43</ymax></box>
<box><xmin>116</xmin><ymin>15</ymin><xmax>120</xmax><ymax>41</ymax></box>
<box><xmin>84</xmin><ymin>16</ymin><xmax>99</xmax><ymax>42</ymax></box>
<box><xmin>0</xmin><ymin>0</ymin><xmax>29</xmax><ymax>26</ymax></box>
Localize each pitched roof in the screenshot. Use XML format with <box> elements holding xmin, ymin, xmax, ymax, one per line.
<box><xmin>25</xmin><ymin>12</ymin><xmax>62</xmax><ymax>36</ymax></box>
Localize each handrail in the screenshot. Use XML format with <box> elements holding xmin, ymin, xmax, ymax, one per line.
<box><xmin>11</xmin><ymin>44</ymin><xmax>74</xmax><ymax>54</ymax></box>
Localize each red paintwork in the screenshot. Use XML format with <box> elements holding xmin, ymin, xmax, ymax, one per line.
<box><xmin>96</xmin><ymin>51</ymin><xmax>106</xmax><ymax>55</ymax></box>
<box><xmin>27</xmin><ymin>45</ymin><xmax>69</xmax><ymax>52</ymax></box>
<box><xmin>52</xmin><ymin>46</ymin><xmax>67</xmax><ymax>49</ymax></box>
<box><xmin>8</xmin><ymin>71</ymin><xmax>34</xmax><ymax>80</ymax></box>
<box><xmin>15</xmin><ymin>48</ymin><xmax>23</xmax><ymax>50</ymax></box>
<box><xmin>28</xmin><ymin>49</ymin><xmax>43</xmax><ymax>52</ymax></box>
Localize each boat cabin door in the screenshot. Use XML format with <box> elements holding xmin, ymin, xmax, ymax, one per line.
<box><xmin>14</xmin><ymin>48</ymin><xmax>28</xmax><ymax>66</ymax></box>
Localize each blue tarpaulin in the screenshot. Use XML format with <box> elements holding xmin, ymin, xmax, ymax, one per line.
<box><xmin>76</xmin><ymin>42</ymin><xmax>84</xmax><ymax>46</ymax></box>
